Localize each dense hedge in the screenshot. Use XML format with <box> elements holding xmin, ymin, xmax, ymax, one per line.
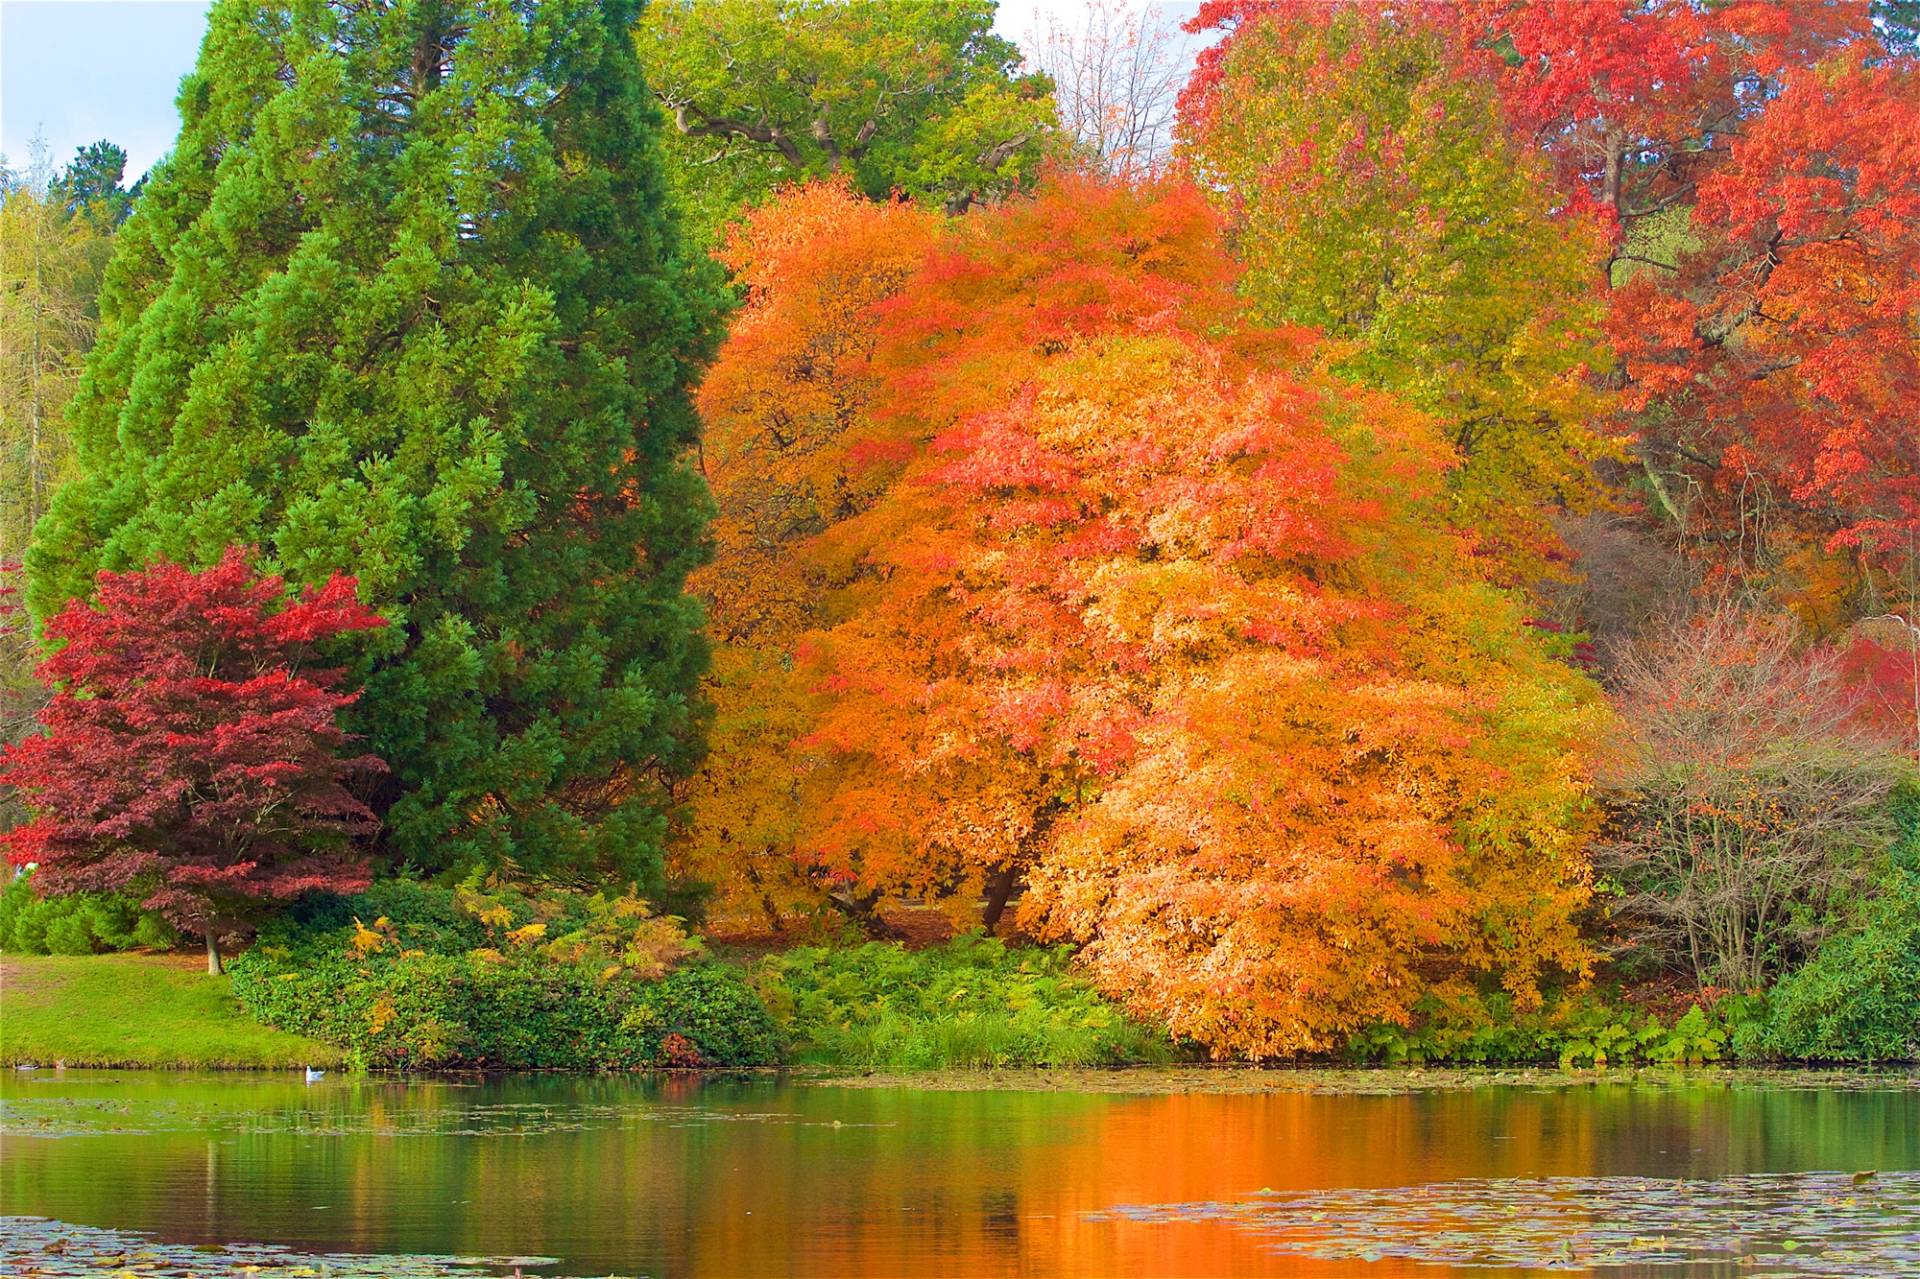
<box><xmin>756</xmin><ymin>937</ymin><xmax>1172</xmax><ymax>1069</ymax></box>
<box><xmin>1754</xmin><ymin>885</ymin><xmax>1920</xmax><ymax>1062</ymax></box>
<box><xmin>231</xmin><ymin>880</ymin><xmax>780</xmax><ymax>1070</ymax></box>
<box><xmin>0</xmin><ymin>869</ymin><xmax>177</xmax><ymax>955</ymax></box>
<box><xmin>1744</xmin><ymin>789</ymin><xmax>1920</xmax><ymax>1063</ymax></box>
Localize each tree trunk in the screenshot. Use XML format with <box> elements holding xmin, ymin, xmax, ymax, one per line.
<box><xmin>981</xmin><ymin>863</ymin><xmax>1019</xmax><ymax>936</ymax></box>
<box><xmin>206</xmin><ymin>929</ymin><xmax>223</xmax><ymax>975</ymax></box>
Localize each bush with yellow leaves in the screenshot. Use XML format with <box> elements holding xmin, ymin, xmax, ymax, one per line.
<box><xmin>229</xmin><ymin>877</ymin><xmax>777</xmax><ymax>1069</ymax></box>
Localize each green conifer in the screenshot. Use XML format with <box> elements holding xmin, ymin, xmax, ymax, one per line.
<box><xmin>28</xmin><ymin>0</ymin><xmax>719</xmax><ymax>882</ymax></box>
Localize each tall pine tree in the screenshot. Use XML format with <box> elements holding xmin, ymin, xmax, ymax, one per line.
<box><xmin>27</xmin><ymin>0</ymin><xmax>719</xmax><ymax>883</ymax></box>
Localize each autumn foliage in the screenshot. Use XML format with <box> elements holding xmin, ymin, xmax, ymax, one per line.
<box><xmin>1607</xmin><ymin>51</ymin><xmax>1920</xmax><ymax>568</ymax></box>
<box><xmin>1425</xmin><ymin>0</ymin><xmax>1914</xmax><ymax>607</ymax></box>
<box><xmin>1436</xmin><ymin>0</ymin><xmax>1875</xmax><ymax>232</ymax></box>
<box><xmin>677</xmin><ymin>184</ymin><xmax>940</xmax><ymax>934</ymax></box>
<box><xmin>685</xmin><ymin>1</ymin><xmax>1913</xmax><ymax>1056</ymax></box>
<box><xmin>1179</xmin><ymin>2</ymin><xmax>1619</xmax><ymax>580</ymax></box>
<box><xmin>687</xmin><ymin>176</ymin><xmax>1603</xmax><ymax>1054</ymax></box>
<box><xmin>0</xmin><ymin>549</ymin><xmax>385</xmax><ymax>970</ymax></box>
<box><xmin>9</xmin><ymin>1</ymin><xmax>1910</xmax><ymax>1065</ymax></box>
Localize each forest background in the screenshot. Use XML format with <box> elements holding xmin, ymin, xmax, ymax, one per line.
<box><xmin>2</xmin><ymin>0</ymin><xmax>1917</xmax><ymax>1070</ymax></box>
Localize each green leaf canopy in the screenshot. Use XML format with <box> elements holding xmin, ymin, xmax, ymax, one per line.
<box><xmin>28</xmin><ymin>0</ymin><xmax>721</xmax><ymax>884</ymax></box>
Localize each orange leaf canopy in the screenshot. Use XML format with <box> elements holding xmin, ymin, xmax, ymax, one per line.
<box><xmin>694</xmin><ymin>176</ymin><xmax>1603</xmax><ymax>1054</ymax></box>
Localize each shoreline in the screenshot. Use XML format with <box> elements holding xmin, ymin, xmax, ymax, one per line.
<box><xmin>9</xmin><ymin>1062</ymin><xmax>1918</xmax><ymax>1091</ymax></box>
<box><xmin>9</xmin><ymin>953</ymin><xmax>1915</xmax><ymax>1079</ymax></box>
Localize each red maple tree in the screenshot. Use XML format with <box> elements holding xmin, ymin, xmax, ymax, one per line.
<box><xmin>0</xmin><ymin>548</ymin><xmax>386</xmax><ymax>971</ymax></box>
<box><xmin>1608</xmin><ymin>50</ymin><xmax>1920</xmax><ymax>567</ymax></box>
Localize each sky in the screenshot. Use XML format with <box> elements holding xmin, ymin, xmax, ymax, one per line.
<box><xmin>2</xmin><ymin>1</ymin><xmax>211</xmax><ymax>181</ymax></box>
<box><xmin>2</xmin><ymin>0</ymin><xmax>1198</xmax><ymax>186</ymax></box>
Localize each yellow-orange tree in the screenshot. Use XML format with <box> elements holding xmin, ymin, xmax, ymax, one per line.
<box><xmin>1178</xmin><ymin>2</ymin><xmax>1617</xmax><ymax>583</ymax></box>
<box><xmin>776</xmin><ymin>177</ymin><xmax>1604</xmax><ymax>1054</ymax></box>
<box><xmin>677</xmin><ymin>184</ymin><xmax>937</xmax><ymax>934</ymax></box>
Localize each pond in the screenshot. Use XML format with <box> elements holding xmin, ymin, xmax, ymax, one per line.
<box><xmin>3</xmin><ymin>1069</ymin><xmax>1918</xmax><ymax>1277</ymax></box>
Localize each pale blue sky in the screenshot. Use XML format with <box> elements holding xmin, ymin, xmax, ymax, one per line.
<box><xmin>3</xmin><ymin>0</ymin><xmax>1193</xmax><ymax>185</ymax></box>
<box><xmin>2</xmin><ymin>1</ymin><xmax>211</xmax><ymax>181</ymax></box>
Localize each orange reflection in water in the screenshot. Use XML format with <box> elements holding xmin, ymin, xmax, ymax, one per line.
<box><xmin>3</xmin><ymin>1072</ymin><xmax>1916</xmax><ymax>1278</ymax></box>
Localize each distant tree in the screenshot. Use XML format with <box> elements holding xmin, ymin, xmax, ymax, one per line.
<box><xmin>0</xmin><ymin>185</ymin><xmax>105</xmax><ymax>586</ymax></box>
<box><xmin>1607</xmin><ymin>52</ymin><xmax>1920</xmax><ymax>577</ymax></box>
<box><xmin>0</xmin><ymin>128</ymin><xmax>57</xmax><ymax>200</ymax></box>
<box><xmin>1430</xmin><ymin>1</ymin><xmax>1912</xmax><ymax>618</ymax></box>
<box><xmin>0</xmin><ymin>180</ymin><xmax>113</xmax><ymax>734</ymax></box>
<box><xmin>28</xmin><ymin>0</ymin><xmax>720</xmax><ymax>883</ymax></box>
<box><xmin>1437</xmin><ymin>0</ymin><xmax>1872</xmax><ymax>248</ymax></box>
<box><xmin>634</xmin><ymin>0</ymin><xmax>1058</xmax><ymax>237</ymax></box>
<box><xmin>1597</xmin><ymin>603</ymin><xmax>1914</xmax><ymax>989</ymax></box>
<box><xmin>0</xmin><ymin>564</ymin><xmax>40</xmax><ymax>834</ymax></box>
<box><xmin>1879</xmin><ymin>0</ymin><xmax>1920</xmax><ymax>53</ymax></box>
<box><xmin>1029</xmin><ymin>0</ymin><xmax>1187</xmax><ymax>180</ymax></box>
<box><xmin>49</xmin><ymin>141</ymin><xmax>138</xmax><ymax>225</ymax></box>
<box><xmin>1179</xmin><ymin>3</ymin><xmax>1618</xmax><ymax>581</ymax></box>
<box><xmin>0</xmin><ymin>550</ymin><xmax>385</xmax><ymax>973</ymax></box>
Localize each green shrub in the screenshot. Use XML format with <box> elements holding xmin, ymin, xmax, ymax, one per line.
<box><xmin>1756</xmin><ymin>869</ymin><xmax>1920</xmax><ymax>1063</ymax></box>
<box><xmin>758</xmin><ymin>936</ymin><xmax>1172</xmax><ymax>1069</ymax></box>
<box><xmin>1751</xmin><ymin>786</ymin><xmax>1920</xmax><ymax>1063</ymax></box>
<box><xmin>1345</xmin><ymin>988</ymin><xmax>1768</xmax><ymax>1068</ymax></box>
<box><xmin>278</xmin><ymin>878</ymin><xmax>492</xmax><ymax>954</ymax></box>
<box><xmin>231</xmin><ymin>879</ymin><xmax>780</xmax><ymax>1070</ymax></box>
<box><xmin>0</xmin><ymin>869</ymin><xmax>177</xmax><ymax>955</ymax></box>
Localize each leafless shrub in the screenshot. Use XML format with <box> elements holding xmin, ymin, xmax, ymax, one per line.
<box><xmin>1537</xmin><ymin>511</ymin><xmax>1701</xmax><ymax>680</ymax></box>
<box><xmin>1595</xmin><ymin>602</ymin><xmax>1913</xmax><ymax>988</ymax></box>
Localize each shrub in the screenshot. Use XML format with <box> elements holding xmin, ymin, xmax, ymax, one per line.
<box><xmin>1755</xmin><ymin>795</ymin><xmax>1920</xmax><ymax>1062</ymax></box>
<box><xmin>1596</xmin><ymin>604</ymin><xmax>1911</xmax><ymax>988</ymax></box>
<box><xmin>0</xmin><ymin>551</ymin><xmax>383</xmax><ymax>974</ymax></box>
<box><xmin>274</xmin><ymin>877</ymin><xmax>497</xmax><ymax>957</ymax></box>
<box><xmin>231</xmin><ymin>879</ymin><xmax>779</xmax><ymax>1070</ymax></box>
<box><xmin>1754</xmin><ymin>902</ymin><xmax>1919</xmax><ymax>1062</ymax></box>
<box><xmin>1345</xmin><ymin>987</ymin><xmax>1769</xmax><ymax>1068</ymax></box>
<box><xmin>757</xmin><ymin>936</ymin><xmax>1172</xmax><ymax>1069</ymax></box>
<box><xmin>0</xmin><ymin>869</ymin><xmax>178</xmax><ymax>955</ymax></box>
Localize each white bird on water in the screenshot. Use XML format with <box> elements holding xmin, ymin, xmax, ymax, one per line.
<box><xmin>305</xmin><ymin>1066</ymin><xmax>325</xmax><ymax>1083</ymax></box>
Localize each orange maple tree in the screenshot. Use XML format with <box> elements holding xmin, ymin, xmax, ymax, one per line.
<box><xmin>776</xmin><ymin>177</ymin><xmax>1603</xmax><ymax>1053</ymax></box>
<box><xmin>676</xmin><ymin>182</ymin><xmax>938</xmax><ymax>934</ymax></box>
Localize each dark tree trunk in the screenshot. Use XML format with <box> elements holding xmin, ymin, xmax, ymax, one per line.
<box><xmin>827</xmin><ymin>886</ymin><xmax>887</xmax><ymax>935</ymax></box>
<box><xmin>981</xmin><ymin>863</ymin><xmax>1020</xmax><ymax>936</ymax></box>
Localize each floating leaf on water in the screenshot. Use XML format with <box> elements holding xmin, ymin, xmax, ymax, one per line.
<box><xmin>0</xmin><ymin>1217</ymin><xmax>620</xmax><ymax>1279</ymax></box>
<box><xmin>1089</xmin><ymin>1171</ymin><xmax>1920</xmax><ymax>1276</ymax></box>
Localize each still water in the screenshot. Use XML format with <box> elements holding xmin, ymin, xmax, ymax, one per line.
<box><xmin>2</xmin><ymin>1069</ymin><xmax>1918</xmax><ymax>1277</ymax></box>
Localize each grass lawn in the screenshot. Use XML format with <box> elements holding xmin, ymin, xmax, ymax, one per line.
<box><xmin>0</xmin><ymin>953</ymin><xmax>340</xmax><ymax>1068</ymax></box>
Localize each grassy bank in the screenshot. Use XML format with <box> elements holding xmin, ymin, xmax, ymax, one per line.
<box><xmin>0</xmin><ymin>954</ymin><xmax>340</xmax><ymax>1068</ymax></box>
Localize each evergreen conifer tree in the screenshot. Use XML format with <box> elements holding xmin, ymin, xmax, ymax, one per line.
<box><xmin>28</xmin><ymin>0</ymin><xmax>719</xmax><ymax>882</ymax></box>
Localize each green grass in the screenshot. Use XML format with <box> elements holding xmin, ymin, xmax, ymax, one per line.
<box><xmin>0</xmin><ymin>954</ymin><xmax>341</xmax><ymax>1068</ymax></box>
<box><xmin>758</xmin><ymin>936</ymin><xmax>1176</xmax><ymax>1070</ymax></box>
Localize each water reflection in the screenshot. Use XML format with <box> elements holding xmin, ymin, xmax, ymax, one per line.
<box><xmin>2</xmin><ymin>1071</ymin><xmax>1916</xmax><ymax>1277</ymax></box>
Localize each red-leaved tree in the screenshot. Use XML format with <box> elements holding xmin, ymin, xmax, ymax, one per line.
<box><xmin>0</xmin><ymin>548</ymin><xmax>386</xmax><ymax>971</ymax></box>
